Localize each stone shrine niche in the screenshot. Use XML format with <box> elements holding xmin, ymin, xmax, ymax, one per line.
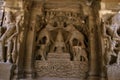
<box><xmin>102</xmin><ymin>12</ymin><xmax>120</xmax><ymax>80</ymax></box>
<box><xmin>34</xmin><ymin>3</ymin><xmax>89</xmax><ymax>79</ymax></box>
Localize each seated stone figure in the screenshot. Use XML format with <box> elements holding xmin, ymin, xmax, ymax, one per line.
<box><xmin>51</xmin><ymin>29</ymin><xmax>66</xmax><ymax>53</ymax></box>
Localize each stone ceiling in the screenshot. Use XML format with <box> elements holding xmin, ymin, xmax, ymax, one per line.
<box><xmin>101</xmin><ymin>0</ymin><xmax>120</xmax><ymax>10</ymax></box>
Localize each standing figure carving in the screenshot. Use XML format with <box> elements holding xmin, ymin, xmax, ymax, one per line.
<box><xmin>72</xmin><ymin>46</ymin><xmax>88</xmax><ymax>61</ymax></box>
<box><xmin>36</xmin><ymin>28</ymin><xmax>51</xmax><ymax>60</ymax></box>
<box><xmin>106</xmin><ymin>40</ymin><xmax>117</xmax><ymax>65</ymax></box>
<box><xmin>65</xmin><ymin>24</ymin><xmax>87</xmax><ymax>61</ymax></box>
<box><xmin>12</xmin><ymin>12</ymin><xmax>24</xmax><ymax>64</ymax></box>
<box><xmin>103</xmin><ymin>13</ymin><xmax>120</xmax><ymax>65</ymax></box>
<box><xmin>0</xmin><ymin>11</ymin><xmax>24</xmax><ymax>63</ymax></box>
<box><xmin>0</xmin><ymin>11</ymin><xmax>16</xmax><ymax>63</ymax></box>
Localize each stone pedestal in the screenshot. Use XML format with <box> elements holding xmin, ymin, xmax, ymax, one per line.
<box><xmin>0</xmin><ymin>63</ymin><xmax>15</xmax><ymax>80</ymax></box>
<box><xmin>47</xmin><ymin>53</ymin><xmax>70</xmax><ymax>61</ymax></box>
<box><xmin>107</xmin><ymin>64</ymin><xmax>120</xmax><ymax>80</ymax></box>
<box><xmin>35</xmin><ymin>52</ymin><xmax>88</xmax><ymax>79</ymax></box>
<box><xmin>35</xmin><ymin>60</ymin><xmax>88</xmax><ymax>79</ymax></box>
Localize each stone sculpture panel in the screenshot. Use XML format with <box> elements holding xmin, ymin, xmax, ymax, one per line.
<box><xmin>0</xmin><ymin>10</ymin><xmax>24</xmax><ymax>64</ymax></box>
<box><xmin>34</xmin><ymin>8</ymin><xmax>89</xmax><ymax>79</ymax></box>
<box><xmin>102</xmin><ymin>13</ymin><xmax>120</xmax><ymax>80</ymax></box>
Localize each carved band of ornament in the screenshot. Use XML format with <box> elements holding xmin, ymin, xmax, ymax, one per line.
<box><xmin>45</xmin><ymin>10</ymin><xmax>81</xmax><ymax>13</ymax></box>
<box><xmin>45</xmin><ymin>10</ymin><xmax>82</xmax><ymax>14</ymax></box>
<box><xmin>32</xmin><ymin>0</ymin><xmax>85</xmax><ymax>3</ymax></box>
<box><xmin>4</xmin><ymin>7</ymin><xmax>21</xmax><ymax>10</ymax></box>
<box><xmin>35</xmin><ymin>61</ymin><xmax>88</xmax><ymax>78</ymax></box>
<box><xmin>45</xmin><ymin>11</ymin><xmax>83</xmax><ymax>17</ymax></box>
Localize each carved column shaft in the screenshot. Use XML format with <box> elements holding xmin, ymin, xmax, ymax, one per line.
<box><xmin>23</xmin><ymin>1</ymin><xmax>44</xmax><ymax>78</ymax></box>
<box><xmin>17</xmin><ymin>0</ymin><xmax>32</xmax><ymax>79</ymax></box>
<box><xmin>88</xmin><ymin>6</ymin><xmax>100</xmax><ymax>80</ymax></box>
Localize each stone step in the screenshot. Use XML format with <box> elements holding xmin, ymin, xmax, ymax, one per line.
<box><xmin>0</xmin><ymin>63</ymin><xmax>14</xmax><ymax>80</ymax></box>
<box><xmin>47</xmin><ymin>53</ymin><xmax>70</xmax><ymax>61</ymax></box>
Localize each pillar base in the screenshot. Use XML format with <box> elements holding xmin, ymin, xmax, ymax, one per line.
<box><xmin>100</xmin><ymin>77</ymin><xmax>107</xmax><ymax>80</ymax></box>
<box><xmin>88</xmin><ymin>76</ymin><xmax>100</xmax><ymax>80</ymax></box>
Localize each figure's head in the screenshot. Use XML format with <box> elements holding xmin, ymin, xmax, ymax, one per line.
<box><xmin>4</xmin><ymin>11</ymin><xmax>14</xmax><ymax>23</ymax></box>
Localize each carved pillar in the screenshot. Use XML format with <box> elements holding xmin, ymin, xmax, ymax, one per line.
<box><xmin>94</xmin><ymin>1</ymin><xmax>107</xmax><ymax>80</ymax></box>
<box><xmin>87</xmin><ymin>1</ymin><xmax>101</xmax><ymax>80</ymax></box>
<box><xmin>100</xmin><ymin>21</ymin><xmax>107</xmax><ymax>80</ymax></box>
<box><xmin>17</xmin><ymin>0</ymin><xmax>32</xmax><ymax>79</ymax></box>
<box><xmin>24</xmin><ymin>15</ymin><xmax>36</xmax><ymax>78</ymax></box>
<box><xmin>23</xmin><ymin>0</ymin><xmax>44</xmax><ymax>79</ymax></box>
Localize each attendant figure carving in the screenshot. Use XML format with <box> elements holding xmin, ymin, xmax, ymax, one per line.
<box><xmin>65</xmin><ymin>24</ymin><xmax>87</xmax><ymax>61</ymax></box>
<box><xmin>106</xmin><ymin>40</ymin><xmax>117</xmax><ymax>65</ymax></box>
<box><xmin>12</xmin><ymin>12</ymin><xmax>24</xmax><ymax>64</ymax></box>
<box><xmin>36</xmin><ymin>27</ymin><xmax>52</xmax><ymax>60</ymax></box>
<box><xmin>73</xmin><ymin>45</ymin><xmax>88</xmax><ymax>61</ymax></box>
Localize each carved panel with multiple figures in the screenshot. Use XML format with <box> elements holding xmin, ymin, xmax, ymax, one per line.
<box><xmin>35</xmin><ymin>11</ymin><xmax>89</xmax><ymax>61</ymax></box>
<box><xmin>34</xmin><ymin>2</ymin><xmax>89</xmax><ymax>79</ymax></box>
<box><xmin>102</xmin><ymin>13</ymin><xmax>120</xmax><ymax>80</ymax></box>
<box><xmin>0</xmin><ymin>0</ymin><xmax>104</xmax><ymax>80</ymax></box>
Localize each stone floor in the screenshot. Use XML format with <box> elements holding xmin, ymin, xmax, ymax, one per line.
<box><xmin>35</xmin><ymin>77</ymin><xmax>85</xmax><ymax>80</ymax></box>
<box><xmin>20</xmin><ymin>77</ymin><xmax>85</xmax><ymax>80</ymax></box>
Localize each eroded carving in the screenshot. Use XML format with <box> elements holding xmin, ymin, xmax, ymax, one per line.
<box><xmin>0</xmin><ymin>11</ymin><xmax>24</xmax><ymax>63</ymax></box>
<box><xmin>35</xmin><ymin>28</ymin><xmax>51</xmax><ymax>60</ymax></box>
<box><xmin>34</xmin><ymin>9</ymin><xmax>89</xmax><ymax>79</ymax></box>
<box><xmin>0</xmin><ymin>11</ymin><xmax>16</xmax><ymax>62</ymax></box>
<box><xmin>103</xmin><ymin>13</ymin><xmax>120</xmax><ymax>80</ymax></box>
<box><xmin>103</xmin><ymin>13</ymin><xmax>120</xmax><ymax>65</ymax></box>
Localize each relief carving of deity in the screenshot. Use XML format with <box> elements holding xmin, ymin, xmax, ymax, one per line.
<box><xmin>35</xmin><ymin>11</ymin><xmax>88</xmax><ymax>62</ymax></box>
<box><xmin>0</xmin><ymin>11</ymin><xmax>24</xmax><ymax>64</ymax></box>
<box><xmin>103</xmin><ymin>13</ymin><xmax>120</xmax><ymax>65</ymax></box>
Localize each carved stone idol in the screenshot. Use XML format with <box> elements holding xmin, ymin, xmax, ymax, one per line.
<box><xmin>51</xmin><ymin>29</ymin><xmax>66</xmax><ymax>53</ymax></box>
